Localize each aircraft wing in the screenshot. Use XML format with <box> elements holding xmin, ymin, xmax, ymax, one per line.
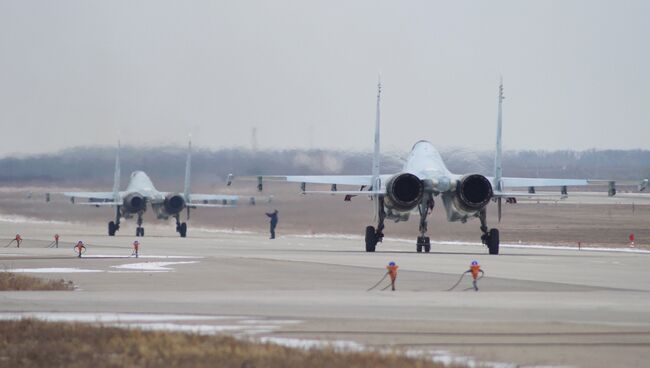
<box><xmin>493</xmin><ymin>177</ymin><xmax>647</xmax><ymax>198</ymax></box>
<box><xmin>499</xmin><ymin>177</ymin><xmax>648</xmax><ymax>189</ymax></box>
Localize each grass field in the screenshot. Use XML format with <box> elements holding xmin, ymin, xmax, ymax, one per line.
<box><xmin>0</xmin><ymin>319</ymin><xmax>451</xmax><ymax>368</ymax></box>
<box><xmin>0</xmin><ymin>272</ymin><xmax>73</xmax><ymax>291</ymax></box>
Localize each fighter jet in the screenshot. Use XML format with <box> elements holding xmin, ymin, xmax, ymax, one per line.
<box><xmin>229</xmin><ymin>79</ymin><xmax>647</xmax><ymax>254</ymax></box>
<box><xmin>64</xmin><ymin>140</ymin><xmax>238</xmax><ymax>237</ymax></box>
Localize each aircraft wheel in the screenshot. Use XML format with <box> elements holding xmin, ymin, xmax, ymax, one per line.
<box><xmin>108</xmin><ymin>221</ymin><xmax>116</xmax><ymax>236</ymax></box>
<box><xmin>180</xmin><ymin>223</ymin><xmax>187</xmax><ymax>238</ymax></box>
<box><xmin>417</xmin><ymin>236</ymin><xmax>431</xmax><ymax>253</ymax></box>
<box><xmin>365</xmin><ymin>226</ymin><xmax>376</xmax><ymax>252</ymax></box>
<box><xmin>487</xmin><ymin>228</ymin><xmax>500</xmax><ymax>255</ymax></box>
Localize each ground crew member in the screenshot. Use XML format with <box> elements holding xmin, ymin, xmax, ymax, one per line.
<box><xmin>133</xmin><ymin>240</ymin><xmax>140</xmax><ymax>258</ymax></box>
<box><xmin>265</xmin><ymin>209</ymin><xmax>279</xmax><ymax>239</ymax></box>
<box><xmin>74</xmin><ymin>241</ymin><xmax>86</xmax><ymax>258</ymax></box>
<box><xmin>467</xmin><ymin>260</ymin><xmax>484</xmax><ymax>291</ymax></box>
<box><xmin>14</xmin><ymin>234</ymin><xmax>22</xmax><ymax>248</ymax></box>
<box><xmin>386</xmin><ymin>261</ymin><xmax>399</xmax><ymax>291</ymax></box>
<box><xmin>54</xmin><ymin>234</ymin><xmax>60</xmax><ymax>248</ymax></box>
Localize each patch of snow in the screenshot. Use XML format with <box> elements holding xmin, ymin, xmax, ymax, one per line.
<box><xmin>117</xmin><ymin>323</ymin><xmax>252</xmax><ymax>334</ymax></box>
<box><xmin>84</xmin><ymin>255</ymin><xmax>204</xmax><ymax>259</ymax></box>
<box><xmin>239</xmin><ymin>319</ymin><xmax>302</xmax><ymax>325</ymax></box>
<box><xmin>0</xmin><ymin>312</ymin><xmax>242</xmax><ymax>323</ymax></box>
<box><xmin>111</xmin><ymin>261</ymin><xmax>198</xmax><ymax>271</ymax></box>
<box><xmin>193</xmin><ymin>227</ymin><xmax>255</xmax><ymax>235</ymax></box>
<box><xmin>6</xmin><ymin>268</ymin><xmax>102</xmax><ymax>273</ymax></box>
<box><xmin>259</xmin><ymin>337</ymin><xmax>364</xmax><ymax>351</ymax></box>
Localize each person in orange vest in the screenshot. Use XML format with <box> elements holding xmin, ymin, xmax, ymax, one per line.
<box><xmin>74</xmin><ymin>241</ymin><xmax>86</xmax><ymax>258</ymax></box>
<box><xmin>467</xmin><ymin>260</ymin><xmax>484</xmax><ymax>291</ymax></box>
<box><xmin>133</xmin><ymin>240</ymin><xmax>140</xmax><ymax>258</ymax></box>
<box><xmin>54</xmin><ymin>234</ymin><xmax>60</xmax><ymax>248</ymax></box>
<box><xmin>386</xmin><ymin>261</ymin><xmax>399</xmax><ymax>291</ymax></box>
<box><xmin>14</xmin><ymin>234</ymin><xmax>22</xmax><ymax>248</ymax></box>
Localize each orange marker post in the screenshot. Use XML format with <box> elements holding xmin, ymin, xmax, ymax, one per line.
<box><xmin>386</xmin><ymin>262</ymin><xmax>399</xmax><ymax>291</ymax></box>
<box><xmin>133</xmin><ymin>240</ymin><xmax>140</xmax><ymax>258</ymax></box>
<box><xmin>74</xmin><ymin>241</ymin><xmax>86</xmax><ymax>258</ymax></box>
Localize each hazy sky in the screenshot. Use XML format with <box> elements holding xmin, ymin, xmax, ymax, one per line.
<box><xmin>0</xmin><ymin>1</ymin><xmax>648</xmax><ymax>157</ymax></box>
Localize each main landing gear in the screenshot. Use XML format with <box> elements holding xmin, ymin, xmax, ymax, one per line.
<box><xmin>174</xmin><ymin>215</ymin><xmax>187</xmax><ymax>238</ymax></box>
<box><xmin>108</xmin><ymin>206</ymin><xmax>121</xmax><ymax>236</ymax></box>
<box><xmin>135</xmin><ymin>212</ymin><xmax>145</xmax><ymax>237</ymax></box>
<box><xmin>416</xmin><ymin>197</ymin><xmax>434</xmax><ymax>253</ymax></box>
<box><xmin>479</xmin><ymin>208</ymin><xmax>499</xmax><ymax>255</ymax></box>
<box><xmin>364</xmin><ymin>198</ymin><xmax>385</xmax><ymax>252</ymax></box>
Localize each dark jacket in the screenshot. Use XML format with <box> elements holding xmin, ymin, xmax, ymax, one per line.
<box><xmin>266</xmin><ymin>211</ymin><xmax>278</xmax><ymax>226</ymax></box>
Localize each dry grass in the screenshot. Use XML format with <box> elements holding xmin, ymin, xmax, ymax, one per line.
<box><xmin>0</xmin><ymin>272</ymin><xmax>74</xmax><ymax>291</ymax></box>
<box><xmin>0</xmin><ymin>319</ymin><xmax>451</xmax><ymax>368</ymax></box>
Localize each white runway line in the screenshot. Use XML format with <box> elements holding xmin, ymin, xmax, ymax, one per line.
<box><xmin>294</xmin><ymin>233</ymin><xmax>650</xmax><ymax>254</ymax></box>
<box><xmin>0</xmin><ymin>214</ymin><xmax>69</xmax><ymax>225</ymax></box>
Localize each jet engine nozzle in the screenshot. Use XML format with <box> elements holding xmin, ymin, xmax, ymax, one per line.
<box><xmin>453</xmin><ymin>174</ymin><xmax>493</xmax><ymax>212</ymax></box>
<box><xmin>164</xmin><ymin>194</ymin><xmax>186</xmax><ymax>215</ymax></box>
<box><xmin>385</xmin><ymin>173</ymin><xmax>424</xmax><ymax>212</ymax></box>
<box><xmin>123</xmin><ymin>193</ymin><xmax>146</xmax><ymax>213</ymax></box>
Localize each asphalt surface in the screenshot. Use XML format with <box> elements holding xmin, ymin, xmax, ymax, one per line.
<box><xmin>1</xmin><ymin>219</ymin><xmax>650</xmax><ymax>367</ymax></box>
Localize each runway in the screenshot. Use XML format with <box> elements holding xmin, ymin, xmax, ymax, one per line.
<box><xmin>1</xmin><ymin>219</ymin><xmax>650</xmax><ymax>367</ymax></box>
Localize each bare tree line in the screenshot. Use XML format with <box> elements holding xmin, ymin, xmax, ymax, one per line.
<box><xmin>1</xmin><ymin>146</ymin><xmax>648</xmax><ymax>187</ymax></box>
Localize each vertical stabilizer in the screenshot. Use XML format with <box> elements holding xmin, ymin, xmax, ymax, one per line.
<box><xmin>495</xmin><ymin>78</ymin><xmax>505</xmax><ymax>221</ymax></box>
<box><xmin>372</xmin><ymin>76</ymin><xmax>381</xmax><ymax>188</ymax></box>
<box><xmin>112</xmin><ymin>142</ymin><xmax>121</xmax><ymax>202</ymax></box>
<box><xmin>184</xmin><ymin>137</ymin><xmax>192</xmax><ymax>203</ymax></box>
<box><xmin>494</xmin><ymin>78</ymin><xmax>504</xmax><ymax>191</ymax></box>
<box><xmin>371</xmin><ymin>76</ymin><xmax>382</xmax><ymax>219</ymax></box>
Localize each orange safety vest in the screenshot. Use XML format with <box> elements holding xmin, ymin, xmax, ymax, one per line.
<box><xmin>387</xmin><ymin>265</ymin><xmax>399</xmax><ymax>280</ymax></box>
<box><xmin>470</xmin><ymin>265</ymin><xmax>481</xmax><ymax>280</ymax></box>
